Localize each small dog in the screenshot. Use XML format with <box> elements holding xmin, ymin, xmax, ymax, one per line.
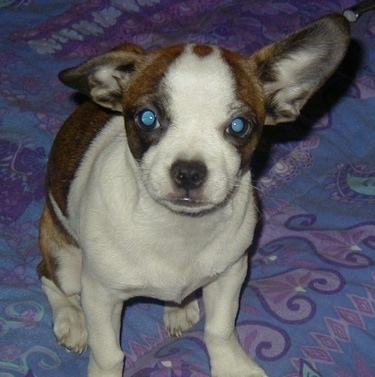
<box><xmin>38</xmin><ymin>14</ymin><xmax>349</xmax><ymax>377</ymax></box>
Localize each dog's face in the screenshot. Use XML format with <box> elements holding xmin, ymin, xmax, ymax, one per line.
<box><xmin>58</xmin><ymin>15</ymin><xmax>350</xmax><ymax>215</ymax></box>
<box><xmin>123</xmin><ymin>45</ymin><xmax>264</xmax><ymax>215</ymax></box>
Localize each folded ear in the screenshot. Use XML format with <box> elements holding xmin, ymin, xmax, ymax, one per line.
<box><xmin>251</xmin><ymin>14</ymin><xmax>350</xmax><ymax>125</ymax></box>
<box><xmin>58</xmin><ymin>43</ymin><xmax>145</xmax><ymax>111</ymax></box>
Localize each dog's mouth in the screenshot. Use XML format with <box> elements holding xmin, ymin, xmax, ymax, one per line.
<box><xmin>144</xmin><ymin>167</ymin><xmax>241</xmax><ymax>217</ymax></box>
<box><xmin>159</xmin><ymin>186</ymin><xmax>237</xmax><ymax>216</ymax></box>
<box><xmin>170</xmin><ymin>197</ymin><xmax>205</xmax><ymax>207</ymax></box>
<box><xmin>160</xmin><ymin>196</ymin><xmax>218</xmax><ymax>216</ymax></box>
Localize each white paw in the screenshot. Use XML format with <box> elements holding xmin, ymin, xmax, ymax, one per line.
<box><xmin>88</xmin><ymin>354</ymin><xmax>124</xmax><ymax>377</ymax></box>
<box><xmin>211</xmin><ymin>358</ymin><xmax>268</xmax><ymax>377</ymax></box>
<box><xmin>164</xmin><ymin>299</ymin><xmax>200</xmax><ymax>337</ymax></box>
<box><xmin>212</xmin><ymin>365</ymin><xmax>268</xmax><ymax>377</ymax></box>
<box><xmin>54</xmin><ymin>305</ymin><xmax>88</xmax><ymax>353</ymax></box>
<box><xmin>207</xmin><ymin>333</ymin><xmax>268</xmax><ymax>377</ymax></box>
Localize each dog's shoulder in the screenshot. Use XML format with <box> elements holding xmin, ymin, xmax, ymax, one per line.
<box><xmin>47</xmin><ymin>102</ymin><xmax>115</xmax><ymax>216</ymax></box>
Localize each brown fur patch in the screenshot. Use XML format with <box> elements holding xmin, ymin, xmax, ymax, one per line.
<box><xmin>110</xmin><ymin>42</ymin><xmax>145</xmax><ymax>55</ymax></box>
<box><xmin>47</xmin><ymin>101</ymin><xmax>113</xmax><ymax>215</ymax></box>
<box><xmin>122</xmin><ymin>45</ymin><xmax>185</xmax><ymax>159</ymax></box>
<box><xmin>220</xmin><ymin>48</ymin><xmax>265</xmax><ymax>169</ymax></box>
<box><xmin>193</xmin><ymin>44</ymin><xmax>214</xmax><ymax>57</ymax></box>
<box><xmin>37</xmin><ymin>202</ymin><xmax>78</xmax><ymax>286</ymax></box>
<box><xmin>124</xmin><ymin>45</ymin><xmax>185</xmax><ymax>107</ymax></box>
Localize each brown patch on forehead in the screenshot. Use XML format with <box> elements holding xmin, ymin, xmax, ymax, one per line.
<box><xmin>122</xmin><ymin>45</ymin><xmax>186</xmax><ymax>160</ymax></box>
<box><xmin>220</xmin><ymin>48</ymin><xmax>265</xmax><ymax>119</ymax></box>
<box><xmin>124</xmin><ymin>44</ymin><xmax>185</xmax><ymax>108</ymax></box>
<box><xmin>220</xmin><ymin>48</ymin><xmax>266</xmax><ymax>169</ymax></box>
<box><xmin>193</xmin><ymin>44</ymin><xmax>214</xmax><ymax>57</ymax></box>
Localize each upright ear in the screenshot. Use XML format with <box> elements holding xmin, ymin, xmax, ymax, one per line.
<box><xmin>251</xmin><ymin>14</ymin><xmax>350</xmax><ymax>125</ymax></box>
<box><xmin>58</xmin><ymin>43</ymin><xmax>145</xmax><ymax>111</ymax></box>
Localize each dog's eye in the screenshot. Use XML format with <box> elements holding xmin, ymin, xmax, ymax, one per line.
<box><xmin>227</xmin><ymin>117</ymin><xmax>252</xmax><ymax>138</ymax></box>
<box><xmin>136</xmin><ymin>109</ymin><xmax>160</xmax><ymax>131</ymax></box>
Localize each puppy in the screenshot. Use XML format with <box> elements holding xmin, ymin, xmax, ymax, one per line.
<box><xmin>38</xmin><ymin>14</ymin><xmax>349</xmax><ymax>377</ymax></box>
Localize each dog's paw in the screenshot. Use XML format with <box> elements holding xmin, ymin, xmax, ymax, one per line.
<box><xmin>164</xmin><ymin>299</ymin><xmax>200</xmax><ymax>337</ymax></box>
<box><xmin>211</xmin><ymin>359</ymin><xmax>268</xmax><ymax>377</ymax></box>
<box><xmin>212</xmin><ymin>366</ymin><xmax>268</xmax><ymax>377</ymax></box>
<box><xmin>207</xmin><ymin>333</ymin><xmax>268</xmax><ymax>377</ymax></box>
<box><xmin>53</xmin><ymin>304</ymin><xmax>88</xmax><ymax>353</ymax></box>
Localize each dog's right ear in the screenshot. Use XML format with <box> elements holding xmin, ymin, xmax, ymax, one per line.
<box><xmin>58</xmin><ymin>43</ymin><xmax>145</xmax><ymax>112</ymax></box>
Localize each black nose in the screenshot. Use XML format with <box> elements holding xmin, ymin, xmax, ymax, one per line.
<box><xmin>170</xmin><ymin>160</ymin><xmax>207</xmax><ymax>191</ymax></box>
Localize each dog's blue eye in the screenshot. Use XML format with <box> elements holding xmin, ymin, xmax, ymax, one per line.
<box><xmin>231</xmin><ymin>118</ymin><xmax>245</xmax><ymax>133</ymax></box>
<box><xmin>137</xmin><ymin>109</ymin><xmax>159</xmax><ymax>130</ymax></box>
<box><xmin>227</xmin><ymin>117</ymin><xmax>251</xmax><ymax>138</ymax></box>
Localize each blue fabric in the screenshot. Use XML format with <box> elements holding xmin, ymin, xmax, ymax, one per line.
<box><xmin>1</xmin><ymin>1</ymin><xmax>375</xmax><ymax>376</ymax></box>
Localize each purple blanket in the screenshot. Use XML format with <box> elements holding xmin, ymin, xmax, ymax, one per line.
<box><xmin>1</xmin><ymin>1</ymin><xmax>375</xmax><ymax>376</ymax></box>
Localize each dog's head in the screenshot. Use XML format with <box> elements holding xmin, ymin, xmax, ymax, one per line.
<box><xmin>59</xmin><ymin>14</ymin><xmax>349</xmax><ymax>216</ymax></box>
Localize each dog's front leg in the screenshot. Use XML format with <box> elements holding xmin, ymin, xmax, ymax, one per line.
<box><xmin>203</xmin><ymin>255</ymin><xmax>268</xmax><ymax>377</ymax></box>
<box><xmin>81</xmin><ymin>270</ymin><xmax>124</xmax><ymax>377</ymax></box>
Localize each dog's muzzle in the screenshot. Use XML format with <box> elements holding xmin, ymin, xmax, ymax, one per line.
<box><xmin>160</xmin><ymin>159</ymin><xmax>215</xmax><ymax>215</ymax></box>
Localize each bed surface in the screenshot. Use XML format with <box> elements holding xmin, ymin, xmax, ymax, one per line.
<box><xmin>1</xmin><ymin>1</ymin><xmax>375</xmax><ymax>376</ymax></box>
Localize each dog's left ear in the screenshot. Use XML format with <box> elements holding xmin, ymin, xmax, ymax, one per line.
<box><xmin>58</xmin><ymin>43</ymin><xmax>145</xmax><ymax>111</ymax></box>
<box><xmin>251</xmin><ymin>14</ymin><xmax>350</xmax><ymax>125</ymax></box>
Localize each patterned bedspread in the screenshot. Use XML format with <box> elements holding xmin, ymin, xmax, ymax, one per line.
<box><xmin>1</xmin><ymin>1</ymin><xmax>375</xmax><ymax>376</ymax></box>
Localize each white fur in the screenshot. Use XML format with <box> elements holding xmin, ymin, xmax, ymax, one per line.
<box><xmin>41</xmin><ymin>277</ymin><xmax>87</xmax><ymax>353</ymax></box>
<box><xmin>264</xmin><ymin>50</ymin><xmax>323</xmax><ymax>124</ymax></box>
<box><xmin>64</xmin><ymin>115</ymin><xmax>256</xmax><ymax>302</ymax></box>
<box><xmin>142</xmin><ymin>47</ymin><xmax>243</xmax><ymax>213</ymax></box>
<box><xmin>48</xmin><ymin>47</ymin><xmax>267</xmax><ymax>377</ymax></box>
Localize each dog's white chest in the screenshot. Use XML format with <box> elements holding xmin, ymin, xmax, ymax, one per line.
<box><xmin>81</xmin><ymin>199</ymin><xmax>253</xmax><ymax>303</ymax></box>
<box><xmin>61</xmin><ymin>116</ymin><xmax>256</xmax><ymax>303</ymax></box>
